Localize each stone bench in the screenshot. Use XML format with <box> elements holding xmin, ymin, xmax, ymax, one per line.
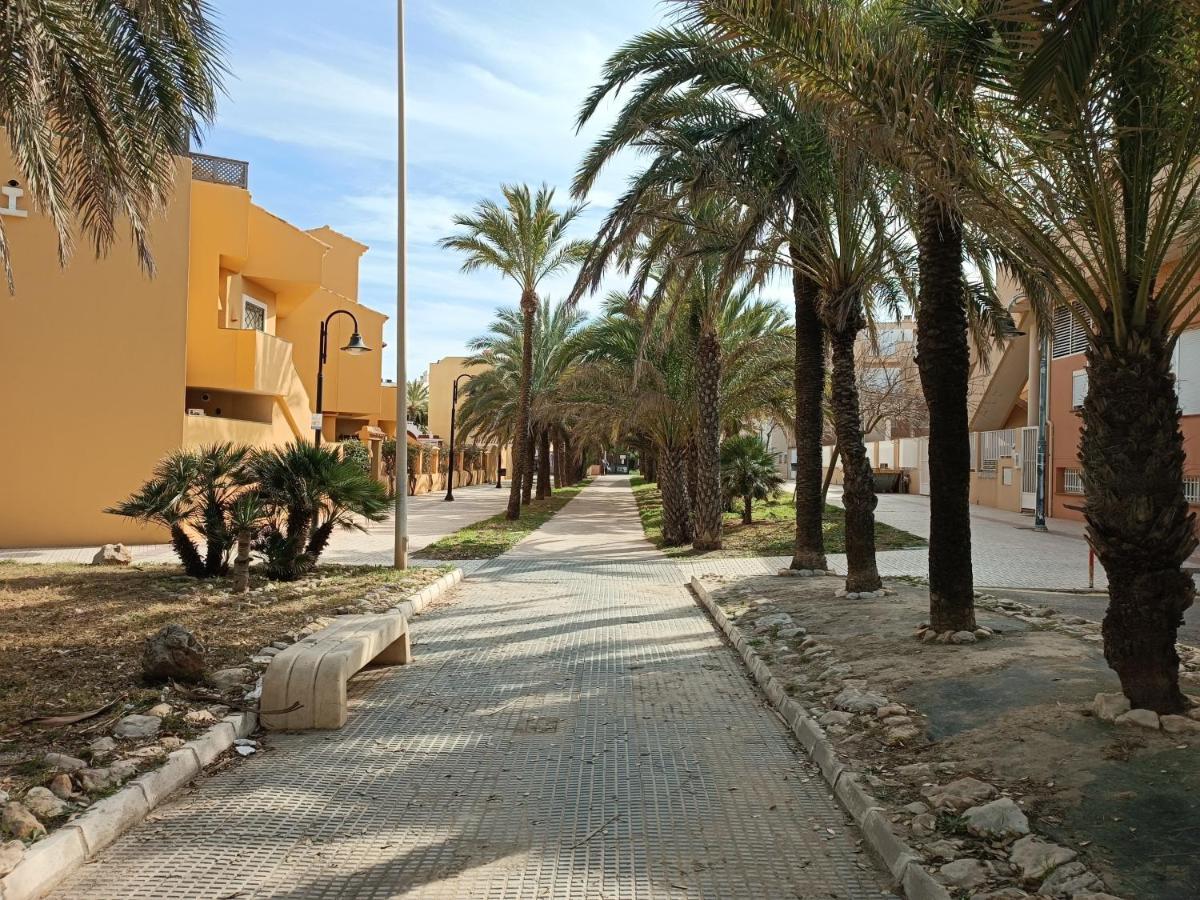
<box><xmin>261</xmin><ymin>614</ymin><xmax>411</xmax><ymax>730</ymax></box>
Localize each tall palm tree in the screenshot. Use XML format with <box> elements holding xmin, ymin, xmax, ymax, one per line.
<box><xmin>458</xmin><ymin>299</ymin><xmax>588</xmax><ymax>498</ymax></box>
<box><xmin>949</xmin><ymin>0</ymin><xmax>1200</xmax><ymax>712</ymax></box>
<box><xmin>406</xmin><ymin>378</ymin><xmax>429</xmax><ymax>428</ymax></box>
<box><xmin>681</xmin><ymin>0</ymin><xmax>1011</xmax><ymax>630</ymax></box>
<box><xmin>440</xmin><ymin>185</ymin><xmax>590</xmax><ymax>520</ymax></box>
<box><xmin>0</xmin><ymin>1</ymin><xmax>225</xmax><ymax>287</ymax></box>
<box><xmin>575</xmin><ymin>26</ymin><xmax>834</xmax><ymax>566</ymax></box>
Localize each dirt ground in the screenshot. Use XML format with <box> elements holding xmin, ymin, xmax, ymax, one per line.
<box><xmin>0</xmin><ymin>561</ymin><xmax>447</xmax><ymax>795</ymax></box>
<box><xmin>698</xmin><ymin>571</ymin><xmax>1200</xmax><ymax>899</ymax></box>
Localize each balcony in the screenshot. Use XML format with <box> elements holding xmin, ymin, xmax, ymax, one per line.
<box><xmin>191</xmin><ymin>152</ymin><xmax>249</xmax><ymax>189</ymax></box>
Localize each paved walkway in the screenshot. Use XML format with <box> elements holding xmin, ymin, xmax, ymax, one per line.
<box><xmin>0</xmin><ymin>483</ymin><xmax>510</xmax><ymax>566</ymax></box>
<box><xmin>51</xmin><ymin>476</ymin><xmax>891</xmax><ymax>899</ymax></box>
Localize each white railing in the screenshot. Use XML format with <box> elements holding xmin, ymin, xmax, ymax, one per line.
<box><xmin>979</xmin><ymin>428</ymin><xmax>1017</xmax><ymax>475</ymax></box>
<box><xmin>1063</xmin><ymin>468</ymin><xmax>1085</xmax><ymax>495</ymax></box>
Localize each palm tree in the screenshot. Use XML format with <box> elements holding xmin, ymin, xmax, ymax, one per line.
<box><xmin>406</xmin><ymin>378</ymin><xmax>429</xmax><ymax>428</ymax></box>
<box><xmin>458</xmin><ymin>299</ymin><xmax>588</xmax><ymax>501</ymax></box>
<box><xmin>108</xmin><ymin>443</ymin><xmax>250</xmax><ymax>578</ymax></box>
<box><xmin>244</xmin><ymin>442</ymin><xmax>388</xmax><ymax>581</ymax></box>
<box><xmin>575</xmin><ymin>26</ymin><xmax>833</xmax><ymax>564</ymax></box>
<box><xmin>947</xmin><ymin>0</ymin><xmax>1200</xmax><ymax>712</ymax></box>
<box><xmin>681</xmin><ymin>0</ymin><xmax>1018</xmax><ymax>630</ymax></box>
<box><xmin>228</xmin><ymin>492</ymin><xmax>264</xmax><ymax>594</ymax></box>
<box><xmin>0</xmin><ymin>1</ymin><xmax>224</xmax><ymax>287</ymax></box>
<box><xmin>440</xmin><ymin>185</ymin><xmax>590</xmax><ymax>520</ymax></box>
<box><xmin>720</xmin><ymin>434</ymin><xmax>784</xmax><ymax>524</ymax></box>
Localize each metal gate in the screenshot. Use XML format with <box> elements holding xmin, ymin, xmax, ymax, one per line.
<box><xmin>1019</xmin><ymin>426</ymin><xmax>1038</xmax><ymax>510</ymax></box>
<box><xmin>918</xmin><ymin>437</ymin><xmax>930</xmax><ymax>496</ymax></box>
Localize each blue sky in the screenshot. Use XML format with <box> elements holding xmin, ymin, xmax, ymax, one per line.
<box><xmin>204</xmin><ymin>0</ymin><xmax>671</xmax><ymax>382</ymax></box>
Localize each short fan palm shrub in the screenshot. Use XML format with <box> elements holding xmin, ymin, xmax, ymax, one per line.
<box><xmin>720</xmin><ymin>435</ymin><xmax>784</xmax><ymax>525</ymax></box>
<box><xmin>245</xmin><ymin>442</ymin><xmax>389</xmax><ymax>581</ymax></box>
<box><xmin>108</xmin><ymin>443</ymin><xmax>252</xmax><ymax>578</ymax></box>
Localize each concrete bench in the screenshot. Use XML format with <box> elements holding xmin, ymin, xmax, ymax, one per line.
<box><xmin>261</xmin><ymin>614</ymin><xmax>411</xmax><ymax>730</ymax></box>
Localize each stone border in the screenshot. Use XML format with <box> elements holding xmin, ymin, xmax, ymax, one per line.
<box><xmin>689</xmin><ymin>577</ymin><xmax>949</xmax><ymax>900</ymax></box>
<box><xmin>0</xmin><ymin>711</ymin><xmax>257</xmax><ymax>900</ymax></box>
<box><xmin>0</xmin><ymin>566</ymin><xmax>465</xmax><ymax>900</ymax></box>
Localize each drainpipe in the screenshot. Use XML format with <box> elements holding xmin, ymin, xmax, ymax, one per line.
<box><xmin>1033</xmin><ymin>328</ymin><xmax>1050</xmax><ymax>532</ymax></box>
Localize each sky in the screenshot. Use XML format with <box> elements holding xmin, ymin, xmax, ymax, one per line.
<box><xmin>204</xmin><ymin>0</ymin><xmax>672</xmax><ymax>383</ymax></box>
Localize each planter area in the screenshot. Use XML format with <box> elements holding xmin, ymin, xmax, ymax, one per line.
<box><xmin>0</xmin><ymin>561</ymin><xmax>459</xmax><ymax>897</ymax></box>
<box><xmin>691</xmin><ymin>570</ymin><xmax>1200</xmax><ymax>899</ymax></box>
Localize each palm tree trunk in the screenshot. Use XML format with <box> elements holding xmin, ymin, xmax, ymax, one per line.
<box><xmin>506</xmin><ymin>294</ymin><xmax>537</xmax><ymax>519</ymax></box>
<box><xmin>1083</xmin><ymin>334</ymin><xmax>1195</xmax><ymax>713</ymax></box>
<box><xmin>685</xmin><ymin>439</ymin><xmax>698</xmax><ymax>515</ymax></box>
<box><xmin>693</xmin><ymin>326</ymin><xmax>723</xmax><ymax>551</ymax></box>
<box><xmin>522</xmin><ymin>439</ymin><xmax>535</xmax><ymax>504</ymax></box>
<box><xmin>660</xmin><ymin>447</ymin><xmax>694</xmax><ymax>546</ymax></box>
<box><xmin>822</xmin><ymin>442</ymin><xmax>840</xmax><ymax>502</ymax></box>
<box><xmin>170</xmin><ymin>524</ymin><xmax>206</xmax><ymax>578</ymax></box>
<box><xmin>742</xmin><ymin>494</ymin><xmax>753</xmax><ymax>525</ymax></box>
<box><xmin>232</xmin><ymin>530</ymin><xmax>251</xmax><ymax>593</ymax></box>
<box><xmin>537</xmin><ymin>428</ymin><xmax>552</xmax><ymax>499</ymax></box>
<box><xmin>791</xmin><ymin>254</ymin><xmax>829</xmax><ymax>570</ymax></box>
<box><xmin>916</xmin><ymin>195</ymin><xmax>975</xmax><ymax>630</ymax></box>
<box><xmin>829</xmin><ymin>323</ymin><xmax>881</xmax><ymax>593</ymax></box>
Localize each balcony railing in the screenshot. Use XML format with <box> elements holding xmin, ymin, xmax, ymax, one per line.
<box><xmin>190</xmin><ymin>152</ymin><xmax>249</xmax><ymax>189</ymax></box>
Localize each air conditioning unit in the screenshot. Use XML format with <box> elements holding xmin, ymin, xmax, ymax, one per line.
<box><xmin>186</xmin><ymin>408</ymin><xmax>206</xmax><ymax>416</ymax></box>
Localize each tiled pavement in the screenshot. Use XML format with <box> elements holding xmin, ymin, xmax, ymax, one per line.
<box><xmin>0</xmin><ymin>483</ymin><xmax>511</xmax><ymax>567</ymax></box>
<box><xmin>50</xmin><ymin>476</ymin><xmax>893</xmax><ymax>900</ymax></box>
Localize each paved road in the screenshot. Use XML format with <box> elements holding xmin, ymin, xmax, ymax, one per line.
<box><xmin>0</xmin><ymin>483</ymin><xmax>511</xmax><ymax>566</ymax></box>
<box><xmin>50</xmin><ymin>476</ymin><xmax>890</xmax><ymax>899</ymax></box>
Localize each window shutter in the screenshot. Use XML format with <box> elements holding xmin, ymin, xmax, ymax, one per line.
<box><xmin>1174</xmin><ymin>330</ymin><xmax>1200</xmax><ymax>415</ymax></box>
<box><xmin>1072</xmin><ymin>370</ymin><xmax>1089</xmax><ymax>408</ymax></box>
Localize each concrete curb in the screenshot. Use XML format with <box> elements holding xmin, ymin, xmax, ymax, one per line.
<box><xmin>0</xmin><ymin>710</ymin><xmax>257</xmax><ymax>900</ymax></box>
<box><xmin>390</xmin><ymin>566</ymin><xmax>464</xmax><ymax>620</ymax></box>
<box><xmin>689</xmin><ymin>576</ymin><xmax>949</xmax><ymax>900</ymax></box>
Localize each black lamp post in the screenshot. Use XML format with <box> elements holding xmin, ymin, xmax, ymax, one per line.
<box><xmin>314</xmin><ymin>309</ymin><xmax>371</xmax><ymax>445</ymax></box>
<box><xmin>444</xmin><ymin>372</ymin><xmax>473</xmax><ymax>501</ymax></box>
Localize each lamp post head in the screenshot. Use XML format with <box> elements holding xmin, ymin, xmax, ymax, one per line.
<box><xmin>342</xmin><ymin>332</ymin><xmax>371</xmax><ymax>354</ymax></box>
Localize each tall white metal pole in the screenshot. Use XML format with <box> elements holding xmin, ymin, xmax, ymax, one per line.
<box><xmin>393</xmin><ymin>0</ymin><xmax>409</xmax><ymax>569</ymax></box>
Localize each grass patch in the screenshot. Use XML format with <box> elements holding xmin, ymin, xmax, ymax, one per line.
<box><xmin>0</xmin><ymin>562</ymin><xmax>449</xmax><ymax>762</ymax></box>
<box><xmin>419</xmin><ymin>480</ymin><xmax>592</xmax><ymax>560</ymax></box>
<box><xmin>629</xmin><ymin>475</ymin><xmax>924</xmax><ymax>557</ymax></box>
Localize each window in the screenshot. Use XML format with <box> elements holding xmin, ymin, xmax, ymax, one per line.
<box><xmin>242</xmin><ymin>297</ymin><xmax>267</xmax><ymax>332</ymax></box>
<box><xmin>1071</xmin><ymin>370</ymin><xmax>1088</xmax><ymax>409</ymax></box>
<box><xmin>1173</xmin><ymin>329</ymin><xmax>1200</xmax><ymax>415</ymax></box>
<box><xmin>1063</xmin><ymin>468</ymin><xmax>1085</xmax><ymax>495</ymax></box>
<box><xmin>878</xmin><ymin>329</ymin><xmax>902</xmax><ymax>356</ymax></box>
<box><xmin>1051</xmin><ymin>304</ymin><xmax>1090</xmax><ymax>358</ymax></box>
<box><xmin>861</xmin><ymin>366</ymin><xmax>891</xmax><ymax>392</ymax></box>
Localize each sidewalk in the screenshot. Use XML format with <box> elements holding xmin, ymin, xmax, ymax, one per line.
<box><xmin>0</xmin><ymin>483</ymin><xmax>511</xmax><ymax>566</ymax></box>
<box><xmin>48</xmin><ymin>476</ymin><xmax>892</xmax><ymax>899</ymax></box>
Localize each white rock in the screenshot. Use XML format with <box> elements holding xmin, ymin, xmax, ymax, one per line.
<box><xmin>1039</xmin><ymin>861</ymin><xmax>1104</xmax><ymax>897</ymax></box>
<box><xmin>1009</xmin><ymin>835</ymin><xmax>1077</xmax><ymax>883</ymax></box>
<box><xmin>89</xmin><ymin>737</ymin><xmax>117</xmax><ymax>756</ymax></box>
<box><xmin>818</xmin><ymin>711</ymin><xmax>854</xmax><ymax>727</ymax></box>
<box><xmin>832</xmin><ymin>688</ymin><xmax>889</xmax><ymax>713</ymax></box>
<box><xmin>148</xmin><ymin>702</ymin><xmax>173</xmax><ymax>717</ymax></box>
<box><xmin>884</xmin><ymin>725</ymin><xmax>922</xmax><ymax>745</ymax></box>
<box><xmin>48</xmin><ymin>773</ymin><xmax>74</xmax><ymax>800</ymax></box>
<box><xmin>0</xmin><ymin>839</ymin><xmax>25</xmax><ymax>877</ymax></box>
<box><xmin>91</xmin><ymin>543</ymin><xmax>133</xmax><ymax>566</ymax></box>
<box><xmin>1092</xmin><ymin>692</ymin><xmax>1131</xmax><ymax>722</ymax></box>
<box><xmin>113</xmin><ymin>714</ymin><xmax>162</xmax><ymax>739</ymax></box>
<box><xmin>160</xmin><ymin>736</ymin><xmax>185</xmax><ymax>750</ymax></box>
<box><xmin>901</xmin><ymin>801</ymin><xmax>929</xmax><ymax>815</ymax></box>
<box><xmin>963</xmin><ymin>797</ymin><xmax>1030</xmax><ymax>840</ymax></box>
<box><xmin>43</xmin><ymin>751</ymin><xmax>86</xmax><ymax>772</ymax></box>
<box><xmin>910</xmin><ymin>813</ymin><xmax>938</xmax><ymax>837</ymax></box>
<box><xmin>777</xmin><ymin>626</ymin><xmax>806</xmax><ymax>639</ymax></box>
<box><xmin>1</xmin><ymin>802</ymin><xmax>44</xmax><ymax>840</ymax></box>
<box><xmin>939</xmin><ymin>858</ymin><xmax>990</xmax><ymax>890</ymax></box>
<box><xmin>1114</xmin><ymin>708</ymin><xmax>1160</xmax><ymax>730</ymax></box>
<box><xmin>184</xmin><ymin>709</ymin><xmax>218</xmax><ymax>726</ymax></box>
<box><xmin>21</xmin><ymin>786</ymin><xmax>65</xmax><ymax>820</ymax></box>
<box><xmin>922</xmin><ymin>777</ymin><xmax>998</xmax><ymax>811</ymax></box>
<box><xmin>951</xmin><ymin>630</ymin><xmax>978</xmax><ymax>644</ymax></box>
<box><xmin>974</xmin><ymin>628</ymin><xmax>993</xmax><ymax>639</ymax></box>
<box><xmin>754</xmin><ymin>613</ymin><xmax>795</xmax><ymax>632</ymax></box>
<box><xmin>1160</xmin><ymin>714</ymin><xmax>1200</xmax><ymax>734</ymax></box>
<box><xmin>234</xmin><ymin>745</ymin><xmax>257</xmax><ymax>757</ymax></box>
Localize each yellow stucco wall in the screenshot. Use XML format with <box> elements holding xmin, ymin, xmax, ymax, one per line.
<box><xmin>0</xmin><ymin>153</ymin><xmax>192</xmax><ymax>547</ymax></box>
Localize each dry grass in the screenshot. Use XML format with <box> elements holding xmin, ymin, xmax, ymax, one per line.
<box><xmin>0</xmin><ymin>561</ymin><xmax>448</xmax><ymax>746</ymax></box>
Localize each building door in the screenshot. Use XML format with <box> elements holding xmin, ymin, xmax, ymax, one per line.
<box><xmin>1019</xmin><ymin>426</ymin><xmax>1039</xmax><ymax>510</ymax></box>
<box><xmin>918</xmin><ymin>437</ymin><xmax>930</xmax><ymax>496</ymax></box>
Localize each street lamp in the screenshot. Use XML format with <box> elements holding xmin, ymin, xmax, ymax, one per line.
<box><xmin>444</xmin><ymin>372</ymin><xmax>473</xmax><ymax>501</ymax></box>
<box><xmin>313</xmin><ymin>309</ymin><xmax>371</xmax><ymax>445</ymax></box>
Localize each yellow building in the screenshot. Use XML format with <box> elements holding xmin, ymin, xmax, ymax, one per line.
<box><xmin>427</xmin><ymin>356</ymin><xmax>513</xmax><ymax>476</ymax></box>
<box><xmin>0</xmin><ymin>150</ymin><xmax>397</xmax><ymax>548</ymax></box>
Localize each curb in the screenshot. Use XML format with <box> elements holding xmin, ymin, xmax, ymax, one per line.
<box><xmin>689</xmin><ymin>576</ymin><xmax>949</xmax><ymax>900</ymax></box>
<box><xmin>0</xmin><ymin>567</ymin><xmax>465</xmax><ymax>900</ymax></box>
<box><xmin>0</xmin><ymin>710</ymin><xmax>257</xmax><ymax>900</ymax></box>
<box><xmin>389</xmin><ymin>566</ymin><xmax>464</xmax><ymax>620</ymax></box>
